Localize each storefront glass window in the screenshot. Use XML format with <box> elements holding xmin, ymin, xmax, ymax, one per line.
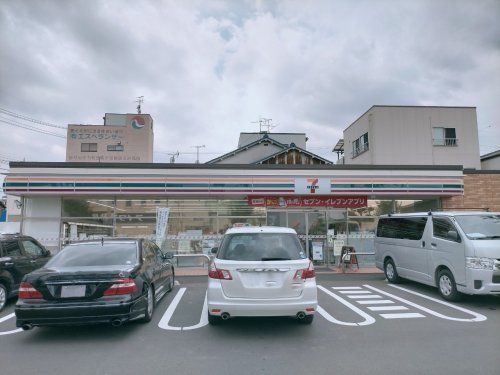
<box><xmin>267</xmin><ymin>211</ymin><xmax>287</xmax><ymax>227</ymax></box>
<box><xmin>62</xmin><ymin>197</ymin><xmax>115</xmax><ymax>218</ymax></box>
<box><xmin>217</xmin><ymin>199</ymin><xmax>266</xmax><ymax>216</ymax></box>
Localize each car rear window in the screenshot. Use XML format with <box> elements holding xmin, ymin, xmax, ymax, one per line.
<box><xmin>218</xmin><ymin>233</ymin><xmax>306</xmax><ymax>261</ymax></box>
<box><xmin>46</xmin><ymin>242</ymin><xmax>138</xmax><ymax>267</ymax></box>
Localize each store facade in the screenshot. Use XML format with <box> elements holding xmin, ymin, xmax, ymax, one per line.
<box><xmin>3</xmin><ymin>162</ymin><xmax>463</xmax><ymax>266</ymax></box>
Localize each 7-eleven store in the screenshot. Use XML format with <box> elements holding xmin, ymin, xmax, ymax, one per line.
<box><xmin>3</xmin><ymin>162</ymin><xmax>464</xmax><ymax>266</ymax></box>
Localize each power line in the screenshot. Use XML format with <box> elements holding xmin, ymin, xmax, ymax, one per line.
<box><xmin>0</xmin><ymin>107</ymin><xmax>67</xmax><ymax>129</ymax></box>
<box><xmin>0</xmin><ymin>118</ymin><xmax>66</xmax><ymax>138</ymax></box>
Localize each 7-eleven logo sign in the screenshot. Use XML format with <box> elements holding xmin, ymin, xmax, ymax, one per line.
<box><xmin>306</xmin><ymin>178</ymin><xmax>319</xmax><ymax>193</ymax></box>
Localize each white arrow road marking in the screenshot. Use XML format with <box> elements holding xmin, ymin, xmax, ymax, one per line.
<box><xmin>316</xmin><ymin>285</ymin><xmax>375</xmax><ymax>326</ymax></box>
<box><xmin>0</xmin><ymin>313</ymin><xmax>23</xmax><ymax>336</ymax></box>
<box><xmin>158</xmin><ymin>288</ymin><xmax>208</xmax><ymax>331</ymax></box>
<box><xmin>365</xmin><ymin>285</ymin><xmax>487</xmax><ymax>322</ymax></box>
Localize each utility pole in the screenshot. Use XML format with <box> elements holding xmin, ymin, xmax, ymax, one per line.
<box><xmin>191</xmin><ymin>145</ymin><xmax>205</xmax><ymax>164</ymax></box>
<box><xmin>135</xmin><ymin>96</ymin><xmax>144</xmax><ymax>114</ymax></box>
<box><xmin>167</xmin><ymin>151</ymin><xmax>180</xmax><ymax>163</ymax></box>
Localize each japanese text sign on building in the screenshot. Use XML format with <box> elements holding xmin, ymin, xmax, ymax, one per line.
<box><xmin>247</xmin><ymin>195</ymin><xmax>368</xmax><ymax>208</ymax></box>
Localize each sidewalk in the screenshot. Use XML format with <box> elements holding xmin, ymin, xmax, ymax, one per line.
<box><xmin>175</xmin><ymin>266</ymin><xmax>383</xmax><ymax>277</ymax></box>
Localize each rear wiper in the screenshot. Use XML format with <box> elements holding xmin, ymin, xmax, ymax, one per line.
<box><xmin>261</xmin><ymin>257</ymin><xmax>291</xmax><ymax>261</ymax></box>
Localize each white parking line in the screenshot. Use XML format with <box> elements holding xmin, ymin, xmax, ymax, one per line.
<box><xmin>316</xmin><ymin>285</ymin><xmax>375</xmax><ymax>326</ymax></box>
<box><xmin>158</xmin><ymin>288</ymin><xmax>208</xmax><ymax>331</ymax></box>
<box><xmin>338</xmin><ymin>290</ymin><xmax>372</xmax><ymax>294</ymax></box>
<box><xmin>346</xmin><ymin>295</ymin><xmax>382</xmax><ymax>299</ymax></box>
<box><xmin>0</xmin><ymin>313</ymin><xmax>14</xmax><ymax>324</ymax></box>
<box><xmin>365</xmin><ymin>285</ymin><xmax>487</xmax><ymax>322</ymax></box>
<box><xmin>332</xmin><ymin>287</ymin><xmax>362</xmax><ymax>290</ymax></box>
<box><xmin>182</xmin><ymin>292</ymin><xmax>208</xmax><ymax>331</ymax></box>
<box><xmin>380</xmin><ymin>313</ymin><xmax>425</xmax><ymax>319</ymax></box>
<box><xmin>367</xmin><ymin>306</ymin><xmax>409</xmax><ymax>311</ymax></box>
<box><xmin>158</xmin><ymin>288</ymin><xmax>185</xmax><ymax>331</ymax></box>
<box><xmin>174</xmin><ymin>280</ymin><xmax>180</xmax><ymax>286</ymax></box>
<box><xmin>357</xmin><ymin>300</ymin><xmax>395</xmax><ymax>305</ymax></box>
<box><xmin>0</xmin><ymin>313</ymin><xmax>23</xmax><ymax>336</ymax></box>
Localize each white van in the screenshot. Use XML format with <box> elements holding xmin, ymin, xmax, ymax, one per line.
<box><xmin>375</xmin><ymin>212</ymin><xmax>500</xmax><ymax>301</ymax></box>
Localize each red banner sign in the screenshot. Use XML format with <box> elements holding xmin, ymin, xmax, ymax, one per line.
<box><xmin>247</xmin><ymin>195</ymin><xmax>367</xmax><ymax>208</ymax></box>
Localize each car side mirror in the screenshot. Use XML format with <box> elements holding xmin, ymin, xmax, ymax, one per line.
<box><xmin>44</xmin><ymin>250</ymin><xmax>51</xmax><ymax>257</ymax></box>
<box><xmin>163</xmin><ymin>252</ymin><xmax>174</xmax><ymax>260</ymax></box>
<box><xmin>447</xmin><ymin>230</ymin><xmax>459</xmax><ymax>242</ymax></box>
<box><xmin>210</xmin><ymin>247</ymin><xmax>218</xmax><ymax>255</ymax></box>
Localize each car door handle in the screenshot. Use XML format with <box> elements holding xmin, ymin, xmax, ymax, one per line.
<box><xmin>30</xmin><ymin>260</ymin><xmax>37</xmax><ymax>263</ymax></box>
<box><xmin>422</xmin><ymin>241</ymin><xmax>426</xmax><ymax>247</ymax></box>
<box><xmin>431</xmin><ymin>243</ymin><xmax>437</xmax><ymax>247</ymax></box>
<box><xmin>4</xmin><ymin>262</ymin><xmax>14</xmax><ymax>267</ymax></box>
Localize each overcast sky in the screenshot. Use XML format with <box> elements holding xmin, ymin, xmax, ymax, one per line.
<box><xmin>1</xmin><ymin>0</ymin><xmax>499</xmax><ymax>184</ymax></box>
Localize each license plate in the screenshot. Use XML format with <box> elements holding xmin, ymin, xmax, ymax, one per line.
<box><xmin>60</xmin><ymin>285</ymin><xmax>86</xmax><ymax>298</ymax></box>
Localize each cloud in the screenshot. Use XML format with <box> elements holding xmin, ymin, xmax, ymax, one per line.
<box><xmin>0</xmin><ymin>0</ymin><xmax>498</xmax><ymax>178</ymax></box>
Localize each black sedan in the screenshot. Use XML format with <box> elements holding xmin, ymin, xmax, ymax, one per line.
<box><xmin>15</xmin><ymin>238</ymin><xmax>175</xmax><ymax>329</ymax></box>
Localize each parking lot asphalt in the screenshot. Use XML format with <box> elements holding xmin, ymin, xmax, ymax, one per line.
<box><xmin>1</xmin><ymin>274</ymin><xmax>499</xmax><ymax>375</ymax></box>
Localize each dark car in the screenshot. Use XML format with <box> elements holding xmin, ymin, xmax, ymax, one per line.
<box><xmin>0</xmin><ymin>233</ymin><xmax>51</xmax><ymax>311</ymax></box>
<box><xmin>15</xmin><ymin>238</ymin><xmax>175</xmax><ymax>329</ymax></box>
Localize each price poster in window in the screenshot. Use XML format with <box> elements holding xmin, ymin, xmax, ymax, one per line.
<box><xmin>312</xmin><ymin>242</ymin><xmax>324</xmax><ymax>261</ymax></box>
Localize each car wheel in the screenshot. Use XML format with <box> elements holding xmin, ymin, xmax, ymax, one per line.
<box><xmin>299</xmin><ymin>315</ymin><xmax>314</xmax><ymax>325</ymax></box>
<box><xmin>141</xmin><ymin>284</ymin><xmax>155</xmax><ymax>323</ymax></box>
<box><xmin>438</xmin><ymin>269</ymin><xmax>461</xmax><ymax>301</ymax></box>
<box><xmin>0</xmin><ymin>283</ymin><xmax>7</xmax><ymax>312</ymax></box>
<box><xmin>208</xmin><ymin>312</ymin><xmax>221</xmax><ymax>325</ymax></box>
<box><xmin>384</xmin><ymin>259</ymin><xmax>401</xmax><ymax>283</ymax></box>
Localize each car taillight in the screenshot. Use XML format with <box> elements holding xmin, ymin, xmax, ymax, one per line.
<box><xmin>208</xmin><ymin>263</ymin><xmax>232</xmax><ymax>280</ymax></box>
<box><xmin>103</xmin><ymin>278</ymin><xmax>138</xmax><ymax>296</ymax></box>
<box><xmin>293</xmin><ymin>262</ymin><xmax>316</xmax><ymax>281</ymax></box>
<box><xmin>18</xmin><ymin>282</ymin><xmax>43</xmax><ymax>299</ymax></box>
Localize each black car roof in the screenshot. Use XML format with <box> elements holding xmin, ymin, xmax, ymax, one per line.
<box><xmin>0</xmin><ymin>233</ymin><xmax>35</xmax><ymax>241</ymax></box>
<box><xmin>65</xmin><ymin>238</ymin><xmax>143</xmax><ymax>246</ymax></box>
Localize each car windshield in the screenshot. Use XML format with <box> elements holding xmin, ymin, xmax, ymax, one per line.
<box><xmin>45</xmin><ymin>242</ymin><xmax>138</xmax><ymax>267</ymax></box>
<box><xmin>218</xmin><ymin>233</ymin><xmax>306</xmax><ymax>261</ymax></box>
<box><xmin>454</xmin><ymin>215</ymin><xmax>500</xmax><ymax>240</ymax></box>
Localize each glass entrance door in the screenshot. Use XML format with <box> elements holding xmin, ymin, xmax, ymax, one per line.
<box><xmin>287</xmin><ymin>211</ymin><xmax>307</xmax><ymax>253</ymax></box>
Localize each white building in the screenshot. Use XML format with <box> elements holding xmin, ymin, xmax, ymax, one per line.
<box><xmin>481</xmin><ymin>150</ymin><xmax>500</xmax><ymax>170</ymax></box>
<box><xmin>338</xmin><ymin>106</ymin><xmax>481</xmax><ymax>169</ymax></box>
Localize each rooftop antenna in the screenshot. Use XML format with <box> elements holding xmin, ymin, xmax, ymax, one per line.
<box><xmin>167</xmin><ymin>151</ymin><xmax>180</xmax><ymax>163</ymax></box>
<box><xmin>251</xmin><ymin>117</ymin><xmax>276</xmax><ymax>133</ymax></box>
<box><xmin>135</xmin><ymin>96</ymin><xmax>144</xmax><ymax>114</ymax></box>
<box><xmin>191</xmin><ymin>145</ymin><xmax>205</xmax><ymax>164</ymax></box>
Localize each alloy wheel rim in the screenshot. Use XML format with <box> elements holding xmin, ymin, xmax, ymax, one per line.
<box><xmin>147</xmin><ymin>287</ymin><xmax>153</xmax><ymax>316</ymax></box>
<box><xmin>440</xmin><ymin>276</ymin><xmax>452</xmax><ymax>295</ymax></box>
<box><xmin>0</xmin><ymin>287</ymin><xmax>6</xmax><ymax>309</ymax></box>
<box><xmin>386</xmin><ymin>263</ymin><xmax>394</xmax><ymax>279</ymax></box>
